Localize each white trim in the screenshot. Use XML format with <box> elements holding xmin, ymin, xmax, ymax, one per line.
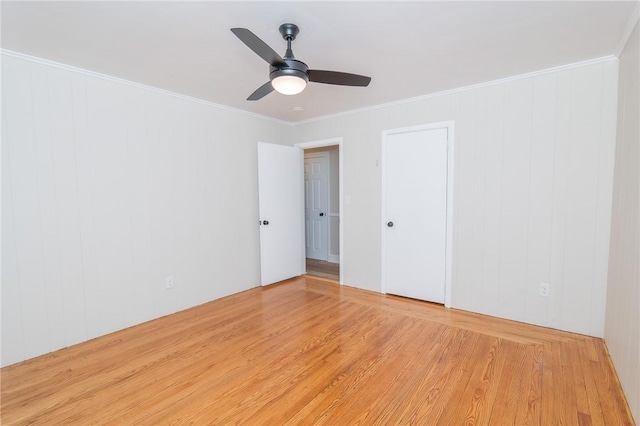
<box><xmin>615</xmin><ymin>2</ymin><xmax>640</xmax><ymax>57</ymax></box>
<box><xmin>297</xmin><ymin>146</ymin><xmax>307</xmax><ymax>277</ymax></box>
<box><xmin>328</xmin><ymin>213</ymin><xmax>341</xmax><ymax>264</ymax></box>
<box><xmin>0</xmin><ymin>49</ymin><xmax>291</xmax><ymax>127</ymax></box>
<box><xmin>444</xmin><ymin>124</ymin><xmax>455</xmax><ymax>308</ymax></box>
<box><xmin>293</xmin><ymin>56</ymin><xmax>617</xmax><ymax>126</ymax></box>
<box><xmin>328</xmin><ymin>214</ymin><xmax>340</xmax><ymax>264</ymax></box>
<box><xmin>295</xmin><ymin>138</ymin><xmax>344</xmax><ymax>285</ymax></box>
<box><xmin>381</xmin><ymin>121</ymin><xmax>455</xmax><ymax>308</ymax></box>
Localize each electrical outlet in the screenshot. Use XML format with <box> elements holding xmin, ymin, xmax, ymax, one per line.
<box><xmin>165</xmin><ymin>276</ymin><xmax>175</xmax><ymax>289</ymax></box>
<box><xmin>539</xmin><ymin>282</ymin><xmax>550</xmax><ymax>297</ymax></box>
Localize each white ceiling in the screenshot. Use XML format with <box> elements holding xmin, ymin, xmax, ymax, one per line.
<box><xmin>2</xmin><ymin>1</ymin><xmax>636</xmax><ymax>122</ymax></box>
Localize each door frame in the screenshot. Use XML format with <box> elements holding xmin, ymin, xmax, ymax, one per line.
<box><xmin>304</xmin><ymin>151</ymin><xmax>330</xmax><ymax>261</ymax></box>
<box><xmin>381</xmin><ymin>121</ymin><xmax>454</xmax><ymax>307</ymax></box>
<box><xmin>295</xmin><ymin>137</ymin><xmax>343</xmax><ymax>284</ymax></box>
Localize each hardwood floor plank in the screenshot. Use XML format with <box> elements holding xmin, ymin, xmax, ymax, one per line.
<box><xmin>1</xmin><ymin>277</ymin><xmax>634</xmax><ymax>425</ymax></box>
<box><xmin>487</xmin><ymin>341</ymin><xmax>533</xmax><ymax>423</ymax></box>
<box><xmin>426</xmin><ymin>331</ymin><xmax>494</xmax><ymax>424</ymax></box>
<box><xmin>540</xmin><ymin>343</ymin><xmax>557</xmax><ymax>426</ymax></box>
<box><xmin>570</xmin><ymin>340</ymin><xmax>593</xmax><ymax>422</ymax></box>
<box><xmin>458</xmin><ymin>338</ymin><xmax>509</xmax><ymax>426</ymax></box>
<box><xmin>577</xmin><ymin>339</ymin><xmax>606</xmax><ymax>425</ymax></box>
<box><xmin>560</xmin><ymin>339</ymin><xmax>580</xmax><ymax>425</ymax></box>
<box><xmin>405</xmin><ymin>329</ymin><xmax>481</xmax><ymax>423</ymax></box>
<box><xmin>522</xmin><ymin>343</ymin><xmax>544</xmax><ymax>424</ymax></box>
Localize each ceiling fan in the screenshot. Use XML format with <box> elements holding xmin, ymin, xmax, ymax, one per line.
<box><xmin>231</xmin><ymin>23</ymin><xmax>371</xmax><ymax>101</ymax></box>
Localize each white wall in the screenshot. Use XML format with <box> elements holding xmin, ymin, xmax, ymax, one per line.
<box><xmin>605</xmin><ymin>21</ymin><xmax>639</xmax><ymax>422</ymax></box>
<box><xmin>1</xmin><ymin>53</ymin><xmax>290</xmax><ymax>367</ymax></box>
<box><xmin>293</xmin><ymin>59</ymin><xmax>618</xmax><ymax>337</ymax></box>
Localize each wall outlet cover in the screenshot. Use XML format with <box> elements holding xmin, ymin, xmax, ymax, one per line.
<box><xmin>165</xmin><ymin>276</ymin><xmax>175</xmax><ymax>289</ymax></box>
<box><xmin>539</xmin><ymin>282</ymin><xmax>550</xmax><ymax>297</ymax></box>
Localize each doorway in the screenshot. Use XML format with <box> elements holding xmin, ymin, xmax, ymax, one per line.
<box><xmin>296</xmin><ymin>138</ymin><xmax>343</xmax><ymax>283</ymax></box>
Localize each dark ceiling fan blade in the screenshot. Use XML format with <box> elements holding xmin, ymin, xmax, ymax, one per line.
<box><xmin>308</xmin><ymin>70</ymin><xmax>371</xmax><ymax>87</ymax></box>
<box><xmin>231</xmin><ymin>28</ymin><xmax>287</xmax><ymax>67</ymax></box>
<box><xmin>247</xmin><ymin>81</ymin><xmax>274</xmax><ymax>101</ymax></box>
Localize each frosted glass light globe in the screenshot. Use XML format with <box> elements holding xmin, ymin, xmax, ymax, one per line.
<box><xmin>272</xmin><ymin>75</ymin><xmax>307</xmax><ymax>95</ymax></box>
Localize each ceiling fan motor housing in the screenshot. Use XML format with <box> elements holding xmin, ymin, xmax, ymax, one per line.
<box><xmin>270</xmin><ymin>59</ymin><xmax>309</xmax><ymax>83</ymax></box>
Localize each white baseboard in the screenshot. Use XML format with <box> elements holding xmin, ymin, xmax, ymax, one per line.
<box><xmin>327</xmin><ymin>254</ymin><xmax>340</xmax><ymax>264</ymax></box>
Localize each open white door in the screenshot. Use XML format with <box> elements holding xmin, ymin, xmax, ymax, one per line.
<box><xmin>258</xmin><ymin>142</ymin><xmax>304</xmax><ymax>285</ymax></box>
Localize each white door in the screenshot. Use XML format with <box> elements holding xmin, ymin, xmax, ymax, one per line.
<box><xmin>304</xmin><ymin>153</ymin><xmax>329</xmax><ymax>261</ymax></box>
<box><xmin>257</xmin><ymin>142</ymin><xmax>304</xmax><ymax>286</ymax></box>
<box><xmin>383</xmin><ymin>127</ymin><xmax>448</xmax><ymax>303</ymax></box>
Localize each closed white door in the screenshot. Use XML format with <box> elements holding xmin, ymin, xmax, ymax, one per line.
<box><xmin>304</xmin><ymin>153</ymin><xmax>329</xmax><ymax>261</ymax></box>
<box><xmin>383</xmin><ymin>127</ymin><xmax>448</xmax><ymax>303</ymax></box>
<box><xmin>257</xmin><ymin>142</ymin><xmax>304</xmax><ymax>286</ymax></box>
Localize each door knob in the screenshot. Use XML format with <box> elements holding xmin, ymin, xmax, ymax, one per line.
<box><xmin>387</xmin><ymin>221</ymin><xmax>394</xmax><ymax>227</ymax></box>
<box><xmin>262</xmin><ymin>220</ymin><xmax>269</xmax><ymax>225</ymax></box>
<box><xmin>319</xmin><ymin>212</ymin><xmax>325</xmax><ymax>217</ymax></box>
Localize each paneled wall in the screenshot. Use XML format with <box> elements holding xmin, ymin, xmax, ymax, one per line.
<box><xmin>293</xmin><ymin>59</ymin><xmax>618</xmax><ymax>337</ymax></box>
<box><xmin>605</xmin><ymin>22</ymin><xmax>640</xmax><ymax>422</ymax></box>
<box><xmin>0</xmin><ymin>51</ymin><xmax>622</xmax><ymax>369</ymax></box>
<box><xmin>1</xmin><ymin>54</ymin><xmax>290</xmax><ymax>366</ymax></box>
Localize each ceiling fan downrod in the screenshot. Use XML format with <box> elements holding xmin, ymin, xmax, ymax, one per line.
<box><xmin>280</xmin><ymin>23</ymin><xmax>299</xmax><ymax>59</ymax></box>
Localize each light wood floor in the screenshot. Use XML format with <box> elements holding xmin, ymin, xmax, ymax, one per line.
<box><xmin>306</xmin><ymin>258</ymin><xmax>340</xmax><ymax>281</ymax></box>
<box><xmin>1</xmin><ymin>277</ymin><xmax>634</xmax><ymax>425</ymax></box>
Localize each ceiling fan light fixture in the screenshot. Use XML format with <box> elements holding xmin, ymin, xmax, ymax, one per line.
<box><xmin>272</xmin><ymin>75</ymin><xmax>307</xmax><ymax>95</ymax></box>
<box><xmin>232</xmin><ymin>24</ymin><xmax>371</xmax><ymax>101</ymax></box>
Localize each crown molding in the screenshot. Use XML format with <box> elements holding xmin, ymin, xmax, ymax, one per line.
<box><xmin>0</xmin><ymin>49</ymin><xmax>292</xmax><ymax>127</ymax></box>
<box><xmin>292</xmin><ymin>55</ymin><xmax>618</xmax><ymax>126</ymax></box>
